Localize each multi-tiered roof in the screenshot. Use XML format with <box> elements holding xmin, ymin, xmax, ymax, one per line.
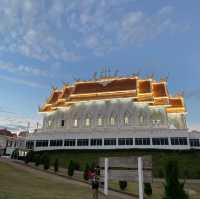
<box><xmin>39</xmin><ymin>75</ymin><xmax>186</xmax><ymax>114</ymax></box>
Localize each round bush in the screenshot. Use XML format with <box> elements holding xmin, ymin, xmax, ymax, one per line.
<box><xmin>119</xmin><ymin>181</ymin><xmax>127</xmax><ymax>190</ymax></box>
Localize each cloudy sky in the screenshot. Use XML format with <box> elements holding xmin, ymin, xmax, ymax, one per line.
<box><xmin>0</xmin><ymin>0</ymin><xmax>199</xmax><ymax>132</ymax></box>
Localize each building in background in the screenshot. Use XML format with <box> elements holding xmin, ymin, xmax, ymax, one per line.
<box><xmin>26</xmin><ymin>74</ymin><xmax>200</xmax><ymax>151</ymax></box>
<box><xmin>0</xmin><ymin>135</ymin><xmax>7</xmax><ymax>156</ymax></box>
<box><xmin>0</xmin><ymin>129</ymin><xmax>27</xmax><ymax>156</ymax></box>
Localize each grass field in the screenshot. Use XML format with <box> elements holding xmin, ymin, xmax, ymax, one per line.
<box><xmin>36</xmin><ymin>149</ymin><xmax>200</xmax><ymax>179</ymax></box>
<box><xmin>1</xmin><ymin>160</ymin><xmax>200</xmax><ymax>199</ymax></box>
<box><xmin>0</xmin><ymin>161</ymin><xmax>115</xmax><ymax>199</ymax></box>
<box><xmin>109</xmin><ymin>180</ymin><xmax>200</xmax><ymax>199</ymax></box>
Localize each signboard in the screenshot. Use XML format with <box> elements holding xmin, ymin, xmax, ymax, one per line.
<box><xmin>99</xmin><ymin>156</ymin><xmax>152</xmax><ymax>199</ymax></box>
<box><xmin>100</xmin><ymin>169</ymin><xmax>152</xmax><ymax>182</ymax></box>
<box><xmin>99</xmin><ymin>156</ymin><xmax>152</xmax><ymax>169</ymax></box>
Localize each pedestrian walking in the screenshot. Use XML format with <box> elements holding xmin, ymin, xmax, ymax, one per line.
<box><xmin>91</xmin><ymin>176</ymin><xmax>99</xmax><ymax>199</ymax></box>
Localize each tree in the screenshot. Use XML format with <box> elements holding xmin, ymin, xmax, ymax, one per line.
<box><xmin>54</xmin><ymin>158</ymin><xmax>59</xmax><ymax>173</ymax></box>
<box><xmin>43</xmin><ymin>154</ymin><xmax>50</xmax><ymax>170</ymax></box>
<box><xmin>74</xmin><ymin>161</ymin><xmax>80</xmax><ymax>171</ymax></box>
<box><xmin>83</xmin><ymin>163</ymin><xmax>90</xmax><ymax>181</ymax></box>
<box><xmin>68</xmin><ymin>160</ymin><xmax>75</xmax><ymax>177</ymax></box>
<box><xmin>24</xmin><ymin>150</ymin><xmax>34</xmax><ymax>164</ymax></box>
<box><xmin>119</xmin><ymin>181</ymin><xmax>127</xmax><ymax>190</ymax></box>
<box><xmin>163</xmin><ymin>161</ymin><xmax>188</xmax><ymax>199</ymax></box>
<box><xmin>158</xmin><ymin>169</ymin><xmax>164</xmax><ymax>178</ymax></box>
<box><xmin>144</xmin><ymin>183</ymin><xmax>152</xmax><ymax>197</ymax></box>
<box><xmin>34</xmin><ymin>154</ymin><xmax>40</xmax><ymax>167</ymax></box>
<box><xmin>11</xmin><ymin>149</ymin><xmax>19</xmax><ymax>159</ymax></box>
<box><xmin>90</xmin><ymin>161</ymin><xmax>96</xmax><ymax>172</ymax></box>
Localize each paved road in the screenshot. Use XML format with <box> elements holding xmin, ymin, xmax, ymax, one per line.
<box><xmin>0</xmin><ymin>158</ymin><xmax>137</xmax><ymax>199</ymax></box>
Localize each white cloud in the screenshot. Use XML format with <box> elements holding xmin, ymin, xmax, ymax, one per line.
<box><xmin>0</xmin><ymin>75</ymin><xmax>47</xmax><ymax>88</ymax></box>
<box><xmin>0</xmin><ymin>114</ymin><xmax>42</xmax><ymax>133</ymax></box>
<box><xmin>118</xmin><ymin>6</ymin><xmax>178</xmax><ymax>45</ymax></box>
<box><xmin>0</xmin><ymin>106</ymin><xmax>42</xmax><ymax>133</ymax></box>
<box><xmin>0</xmin><ymin>61</ymin><xmax>48</xmax><ymax>77</ymax></box>
<box><xmin>189</xmin><ymin>123</ymin><xmax>200</xmax><ymax>132</ymax></box>
<box><xmin>0</xmin><ymin>1</ymin><xmax>189</xmax><ymax>60</ymax></box>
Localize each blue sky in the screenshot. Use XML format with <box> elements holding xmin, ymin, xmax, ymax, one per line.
<box><xmin>0</xmin><ymin>0</ymin><xmax>200</xmax><ymax>132</ymax></box>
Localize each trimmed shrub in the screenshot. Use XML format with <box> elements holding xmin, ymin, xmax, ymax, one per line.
<box><xmin>68</xmin><ymin>160</ymin><xmax>75</xmax><ymax>177</ymax></box>
<box><xmin>119</xmin><ymin>181</ymin><xmax>127</xmax><ymax>190</ymax></box>
<box><xmin>144</xmin><ymin>183</ymin><xmax>152</xmax><ymax>196</ymax></box>
<box><xmin>24</xmin><ymin>150</ymin><xmax>34</xmax><ymax>164</ymax></box>
<box><xmin>74</xmin><ymin>161</ymin><xmax>81</xmax><ymax>171</ymax></box>
<box><xmin>34</xmin><ymin>154</ymin><xmax>40</xmax><ymax>167</ymax></box>
<box><xmin>90</xmin><ymin>161</ymin><xmax>96</xmax><ymax>172</ymax></box>
<box><xmin>83</xmin><ymin>163</ymin><xmax>90</xmax><ymax>181</ymax></box>
<box><xmin>183</xmin><ymin>169</ymin><xmax>189</xmax><ymax>179</ymax></box>
<box><xmin>43</xmin><ymin>155</ymin><xmax>50</xmax><ymax>170</ymax></box>
<box><xmin>163</xmin><ymin>161</ymin><xmax>188</xmax><ymax>199</ymax></box>
<box><xmin>158</xmin><ymin>169</ymin><xmax>164</xmax><ymax>178</ymax></box>
<box><xmin>54</xmin><ymin>158</ymin><xmax>59</xmax><ymax>173</ymax></box>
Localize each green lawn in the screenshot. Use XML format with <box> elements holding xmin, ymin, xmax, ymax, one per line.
<box><xmin>109</xmin><ymin>180</ymin><xmax>200</xmax><ymax>199</ymax></box>
<box><xmin>0</xmin><ymin>161</ymin><xmax>112</xmax><ymax>199</ymax></box>
<box><xmin>1</xmin><ymin>161</ymin><xmax>200</xmax><ymax>199</ymax></box>
<box><xmin>37</xmin><ymin>149</ymin><xmax>200</xmax><ymax>179</ymax></box>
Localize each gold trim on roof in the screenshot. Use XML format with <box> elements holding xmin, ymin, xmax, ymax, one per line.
<box><xmin>39</xmin><ymin>75</ymin><xmax>186</xmax><ymax>113</ymax></box>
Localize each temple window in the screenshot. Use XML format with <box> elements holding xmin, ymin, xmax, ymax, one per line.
<box><xmin>124</xmin><ymin>116</ymin><xmax>129</xmax><ymax>125</ymax></box>
<box><xmin>98</xmin><ymin>117</ymin><xmax>103</xmax><ymax>126</ymax></box>
<box><xmin>85</xmin><ymin>118</ymin><xmax>91</xmax><ymax>127</ymax></box>
<box><xmin>139</xmin><ymin>115</ymin><xmax>144</xmax><ymax>125</ymax></box>
<box><xmin>48</xmin><ymin>120</ymin><xmax>52</xmax><ymax>128</ymax></box>
<box><xmin>61</xmin><ymin>120</ymin><xmax>65</xmax><ymax>127</ymax></box>
<box><xmin>74</xmin><ymin>119</ymin><xmax>78</xmax><ymax>127</ymax></box>
<box><xmin>110</xmin><ymin>117</ymin><xmax>115</xmax><ymax>126</ymax></box>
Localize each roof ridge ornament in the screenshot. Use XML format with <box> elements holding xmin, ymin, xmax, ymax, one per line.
<box><xmin>51</xmin><ymin>86</ymin><xmax>57</xmax><ymax>91</ymax></box>
<box><xmin>114</xmin><ymin>69</ymin><xmax>119</xmax><ymax>77</ymax></box>
<box><xmin>176</xmin><ymin>91</ymin><xmax>184</xmax><ymax>97</ymax></box>
<box><xmin>160</xmin><ymin>73</ymin><xmax>169</xmax><ymax>82</ymax></box>
<box><xmin>96</xmin><ymin>67</ymin><xmax>119</xmax><ymax>80</ymax></box>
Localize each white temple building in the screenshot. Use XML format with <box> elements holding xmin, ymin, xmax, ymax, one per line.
<box><xmin>26</xmin><ymin>74</ymin><xmax>200</xmax><ymax>151</ymax></box>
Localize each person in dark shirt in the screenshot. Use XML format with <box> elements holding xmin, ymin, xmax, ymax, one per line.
<box><xmin>91</xmin><ymin>176</ymin><xmax>99</xmax><ymax>199</ymax></box>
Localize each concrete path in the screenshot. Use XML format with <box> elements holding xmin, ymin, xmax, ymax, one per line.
<box><xmin>0</xmin><ymin>158</ymin><xmax>137</xmax><ymax>199</ymax></box>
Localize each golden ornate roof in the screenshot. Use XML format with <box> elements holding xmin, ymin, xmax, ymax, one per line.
<box><xmin>39</xmin><ymin>76</ymin><xmax>186</xmax><ymax>114</ymax></box>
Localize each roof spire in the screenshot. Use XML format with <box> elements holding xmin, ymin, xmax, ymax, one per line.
<box><xmin>108</xmin><ymin>67</ymin><xmax>111</xmax><ymax>77</ymax></box>
<box><xmin>114</xmin><ymin>69</ymin><xmax>119</xmax><ymax>77</ymax></box>
<box><xmin>93</xmin><ymin>71</ymin><xmax>97</xmax><ymax>80</ymax></box>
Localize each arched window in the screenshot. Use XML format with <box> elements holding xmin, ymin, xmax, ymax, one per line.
<box><xmin>48</xmin><ymin>120</ymin><xmax>52</xmax><ymax>128</ymax></box>
<box><xmin>85</xmin><ymin>117</ymin><xmax>91</xmax><ymax>127</ymax></box>
<box><xmin>139</xmin><ymin>115</ymin><xmax>144</xmax><ymax>125</ymax></box>
<box><xmin>73</xmin><ymin>118</ymin><xmax>78</xmax><ymax>127</ymax></box>
<box><xmin>110</xmin><ymin>117</ymin><xmax>115</xmax><ymax>125</ymax></box>
<box><xmin>85</xmin><ymin>113</ymin><xmax>92</xmax><ymax>127</ymax></box>
<box><xmin>124</xmin><ymin>111</ymin><xmax>130</xmax><ymax>125</ymax></box>
<box><xmin>124</xmin><ymin>116</ymin><xmax>129</xmax><ymax>125</ymax></box>
<box><xmin>110</xmin><ymin>113</ymin><xmax>117</xmax><ymax>126</ymax></box>
<box><xmin>97</xmin><ymin>117</ymin><xmax>103</xmax><ymax>126</ymax></box>
<box><xmin>61</xmin><ymin>119</ymin><xmax>65</xmax><ymax>127</ymax></box>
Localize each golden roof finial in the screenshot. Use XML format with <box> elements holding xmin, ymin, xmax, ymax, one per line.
<box><xmin>93</xmin><ymin>71</ymin><xmax>98</xmax><ymax>80</ymax></box>
<box><xmin>51</xmin><ymin>86</ymin><xmax>57</xmax><ymax>91</ymax></box>
<box><xmin>160</xmin><ymin>73</ymin><xmax>169</xmax><ymax>82</ymax></box>
<box><xmin>146</xmin><ymin>73</ymin><xmax>154</xmax><ymax>79</ymax></box>
<box><xmin>62</xmin><ymin>81</ymin><xmax>68</xmax><ymax>87</ymax></box>
<box><xmin>114</xmin><ymin>69</ymin><xmax>119</xmax><ymax>77</ymax></box>
<box><xmin>176</xmin><ymin>91</ymin><xmax>184</xmax><ymax>97</ymax></box>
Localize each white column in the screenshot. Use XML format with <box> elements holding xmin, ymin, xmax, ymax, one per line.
<box><xmin>138</xmin><ymin>157</ymin><xmax>144</xmax><ymax>199</ymax></box>
<box><xmin>104</xmin><ymin>158</ymin><xmax>108</xmax><ymax>195</ymax></box>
